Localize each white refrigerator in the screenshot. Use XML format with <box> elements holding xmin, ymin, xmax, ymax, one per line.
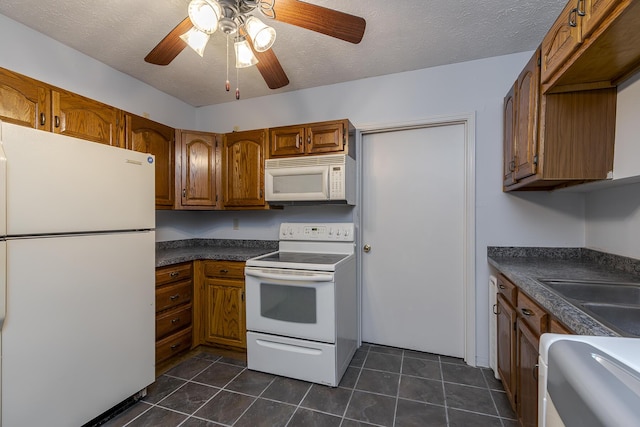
<box><xmin>0</xmin><ymin>121</ymin><xmax>156</xmax><ymax>426</ymax></box>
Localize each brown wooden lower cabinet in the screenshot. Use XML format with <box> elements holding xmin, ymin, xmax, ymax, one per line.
<box><xmin>495</xmin><ymin>274</ymin><xmax>570</xmax><ymax>427</ymax></box>
<box><xmin>196</xmin><ymin>260</ymin><xmax>247</xmax><ymax>350</ymax></box>
<box><xmin>155</xmin><ymin>263</ymin><xmax>194</xmax><ymax>365</ymax></box>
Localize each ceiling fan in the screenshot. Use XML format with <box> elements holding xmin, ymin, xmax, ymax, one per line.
<box><xmin>144</xmin><ymin>0</ymin><xmax>366</xmax><ymax>96</ymax></box>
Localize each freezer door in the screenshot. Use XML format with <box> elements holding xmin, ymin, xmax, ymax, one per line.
<box><xmin>1</xmin><ymin>122</ymin><xmax>154</xmax><ymax>235</ymax></box>
<box><xmin>2</xmin><ymin>231</ymin><xmax>155</xmax><ymax>427</ymax></box>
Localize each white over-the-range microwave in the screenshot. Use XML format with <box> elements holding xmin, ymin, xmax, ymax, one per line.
<box><xmin>264</xmin><ymin>153</ymin><xmax>355</xmax><ymax>205</ymax></box>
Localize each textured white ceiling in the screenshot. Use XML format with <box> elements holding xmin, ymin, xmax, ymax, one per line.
<box><xmin>0</xmin><ymin>0</ymin><xmax>565</xmax><ymax>107</ymax></box>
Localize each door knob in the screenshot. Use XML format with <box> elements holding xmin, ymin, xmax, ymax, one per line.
<box><xmin>363</xmin><ymin>244</ymin><xmax>371</xmax><ymax>253</ymax></box>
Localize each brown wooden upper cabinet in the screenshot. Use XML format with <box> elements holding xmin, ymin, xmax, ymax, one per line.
<box><xmin>269</xmin><ymin>119</ymin><xmax>355</xmax><ymax>158</ymax></box>
<box><xmin>223</xmin><ymin>129</ymin><xmax>266</xmax><ymax>208</ymax></box>
<box><xmin>503</xmin><ymin>47</ymin><xmax>617</xmax><ymax>191</ymax></box>
<box><xmin>0</xmin><ymin>67</ymin><xmax>50</xmax><ymax>131</ymax></box>
<box><xmin>126</xmin><ymin>114</ymin><xmax>176</xmax><ymax>209</ymax></box>
<box><xmin>0</xmin><ymin>67</ymin><xmax>124</xmax><ymax>146</ymax></box>
<box><xmin>175</xmin><ymin>130</ymin><xmax>221</xmax><ymax>210</ymax></box>
<box><xmin>541</xmin><ymin>0</ymin><xmax>640</xmax><ymax>92</ymax></box>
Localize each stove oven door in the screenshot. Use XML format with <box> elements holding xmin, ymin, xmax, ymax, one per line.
<box><xmin>245</xmin><ymin>267</ymin><xmax>335</xmax><ymax>343</ymax></box>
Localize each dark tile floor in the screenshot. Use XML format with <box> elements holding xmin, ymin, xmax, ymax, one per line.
<box><xmin>103</xmin><ymin>344</ymin><xmax>517</xmax><ymax>427</ymax></box>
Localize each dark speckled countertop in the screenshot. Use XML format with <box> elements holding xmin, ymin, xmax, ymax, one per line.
<box><xmin>156</xmin><ymin>239</ymin><xmax>278</xmax><ymax>267</ymax></box>
<box><xmin>487</xmin><ymin>247</ymin><xmax>640</xmax><ymax>337</ymax></box>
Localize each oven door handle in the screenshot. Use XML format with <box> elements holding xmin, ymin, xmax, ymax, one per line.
<box><xmin>245</xmin><ymin>269</ymin><xmax>333</xmax><ymax>282</ymax></box>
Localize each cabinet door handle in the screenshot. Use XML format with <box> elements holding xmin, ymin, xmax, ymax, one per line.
<box><xmin>498</xmin><ymin>284</ymin><xmax>506</xmax><ymax>290</ymax></box>
<box><xmin>576</xmin><ymin>0</ymin><xmax>585</xmax><ymax>16</ymax></box>
<box><xmin>40</xmin><ymin>112</ymin><xmax>46</xmax><ymax>126</ymax></box>
<box><xmin>492</xmin><ymin>303</ymin><xmax>500</xmax><ymax>315</ymax></box>
<box><xmin>509</xmin><ymin>160</ymin><xmax>515</xmax><ymax>172</ymax></box>
<box><xmin>295</xmin><ymin>134</ymin><xmax>300</xmax><ymax>149</ymax></box>
<box><xmin>568</xmin><ymin>7</ymin><xmax>578</xmax><ymax>27</ymax></box>
<box><xmin>170</xmin><ymin>343</ymin><xmax>182</xmax><ymax>351</ymax></box>
<box><xmin>307</xmin><ymin>135</ymin><xmax>311</xmax><ymax>146</ymax></box>
<box><xmin>170</xmin><ymin>271</ymin><xmax>180</xmax><ymax>278</ymax></box>
<box><xmin>54</xmin><ymin>115</ymin><xmax>61</xmax><ymax>128</ymax></box>
<box><xmin>171</xmin><ymin>317</ymin><xmax>181</xmax><ymax>324</ymax></box>
<box><xmin>521</xmin><ymin>308</ymin><xmax>533</xmax><ymax>316</ymax></box>
<box><xmin>169</xmin><ymin>294</ymin><xmax>180</xmax><ymax>301</ymax></box>
<box><xmin>532</xmin><ymin>363</ymin><xmax>539</xmax><ymax>381</ymax></box>
<box><xmin>182</xmin><ymin>189</ymin><xmax>186</xmax><ymax>198</ymax></box>
<box><xmin>242</xmin><ymin>291</ymin><xmax>245</xmax><ymax>302</ymax></box>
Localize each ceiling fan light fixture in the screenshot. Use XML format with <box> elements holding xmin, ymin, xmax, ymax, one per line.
<box><xmin>244</xmin><ymin>16</ymin><xmax>276</xmax><ymax>52</ymax></box>
<box><xmin>187</xmin><ymin>0</ymin><xmax>222</xmax><ymax>34</ymax></box>
<box><xmin>234</xmin><ymin>35</ymin><xmax>259</xmax><ymax>68</ymax></box>
<box><xmin>179</xmin><ymin>28</ymin><xmax>210</xmax><ymax>57</ymax></box>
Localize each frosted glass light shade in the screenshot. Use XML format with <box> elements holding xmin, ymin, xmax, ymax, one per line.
<box><xmin>180</xmin><ymin>28</ymin><xmax>210</xmax><ymax>57</ymax></box>
<box><xmin>244</xmin><ymin>16</ymin><xmax>276</xmax><ymax>52</ymax></box>
<box><xmin>234</xmin><ymin>36</ymin><xmax>258</xmax><ymax>68</ymax></box>
<box><xmin>187</xmin><ymin>0</ymin><xmax>222</xmax><ymax>34</ymax></box>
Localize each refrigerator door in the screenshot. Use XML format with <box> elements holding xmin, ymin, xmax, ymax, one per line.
<box><xmin>0</xmin><ymin>122</ymin><xmax>154</xmax><ymax>236</ymax></box>
<box><xmin>2</xmin><ymin>231</ymin><xmax>155</xmax><ymax>427</ymax></box>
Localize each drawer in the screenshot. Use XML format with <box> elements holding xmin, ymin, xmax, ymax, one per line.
<box><xmin>156</xmin><ymin>263</ymin><xmax>192</xmax><ymax>286</ymax></box>
<box><xmin>497</xmin><ymin>275</ymin><xmax>517</xmax><ymax>306</ymax></box>
<box><xmin>156</xmin><ymin>303</ymin><xmax>192</xmax><ymax>340</ymax></box>
<box><xmin>156</xmin><ymin>326</ymin><xmax>192</xmax><ymax>364</ymax></box>
<box><xmin>204</xmin><ymin>261</ymin><xmax>245</xmax><ymax>279</ymax></box>
<box><xmin>517</xmin><ymin>291</ymin><xmax>548</xmax><ymax>337</ymax></box>
<box><xmin>156</xmin><ymin>280</ymin><xmax>192</xmax><ymax>313</ymax></box>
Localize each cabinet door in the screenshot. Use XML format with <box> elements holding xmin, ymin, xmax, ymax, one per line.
<box><xmin>203</xmin><ymin>277</ymin><xmax>246</xmax><ymax>349</ymax></box>
<box><xmin>126</xmin><ymin>114</ymin><xmax>175</xmax><ymax>209</ymax></box>
<box><xmin>51</xmin><ymin>90</ymin><xmax>123</xmax><ymax>147</ymax></box>
<box><xmin>0</xmin><ymin>68</ymin><xmax>50</xmax><ymax>131</ymax></box>
<box><xmin>517</xmin><ymin>320</ymin><xmax>540</xmax><ymax>427</ymax></box>
<box><xmin>541</xmin><ymin>1</ymin><xmax>583</xmax><ymax>84</ymax></box>
<box><xmin>581</xmin><ymin>0</ymin><xmax>619</xmax><ymax>39</ymax></box>
<box><xmin>503</xmin><ymin>82</ymin><xmax>516</xmax><ymax>187</ymax></box>
<box><xmin>223</xmin><ymin>129</ymin><xmax>266</xmax><ymax>207</ymax></box>
<box><xmin>497</xmin><ymin>293</ymin><xmax>517</xmax><ymax>410</ymax></box>
<box><xmin>269</xmin><ymin>125</ymin><xmax>305</xmax><ymax>157</ymax></box>
<box><xmin>178</xmin><ymin>131</ymin><xmax>219</xmax><ymax>208</ymax></box>
<box><xmin>514</xmin><ymin>50</ymin><xmax>540</xmax><ymax>181</ymax></box>
<box><xmin>307</xmin><ymin>121</ymin><xmax>344</xmax><ymax>155</ymax></box>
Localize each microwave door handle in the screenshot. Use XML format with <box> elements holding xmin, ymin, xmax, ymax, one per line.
<box><xmin>245</xmin><ymin>269</ymin><xmax>333</xmax><ymax>282</ymax></box>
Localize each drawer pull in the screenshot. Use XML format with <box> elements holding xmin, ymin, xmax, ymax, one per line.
<box><xmin>220</xmin><ymin>269</ymin><xmax>229</xmax><ymax>274</ymax></box>
<box><xmin>521</xmin><ymin>308</ymin><xmax>533</xmax><ymax>316</ymax></box>
<box><xmin>169</xmin><ymin>294</ymin><xmax>180</xmax><ymax>301</ymax></box>
<box><xmin>171</xmin><ymin>317</ymin><xmax>181</xmax><ymax>324</ymax></box>
<box><xmin>498</xmin><ymin>284</ymin><xmax>506</xmax><ymax>290</ymax></box>
<box><xmin>568</xmin><ymin>7</ymin><xmax>578</xmax><ymax>27</ymax></box>
<box><xmin>170</xmin><ymin>343</ymin><xmax>182</xmax><ymax>350</ymax></box>
<box><xmin>170</xmin><ymin>271</ymin><xmax>180</xmax><ymax>278</ymax></box>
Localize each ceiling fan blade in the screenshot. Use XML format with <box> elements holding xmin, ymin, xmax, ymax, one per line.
<box><xmin>271</xmin><ymin>0</ymin><xmax>366</xmax><ymax>44</ymax></box>
<box><xmin>241</xmin><ymin>28</ymin><xmax>290</xmax><ymax>89</ymax></box>
<box><xmin>144</xmin><ymin>17</ymin><xmax>192</xmax><ymax>65</ymax></box>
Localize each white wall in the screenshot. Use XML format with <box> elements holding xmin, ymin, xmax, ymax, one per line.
<box><xmin>0</xmin><ymin>14</ymin><xmax>196</xmax><ymax>129</ymax></box>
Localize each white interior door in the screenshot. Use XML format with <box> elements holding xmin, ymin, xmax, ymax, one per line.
<box><xmin>361</xmin><ymin>123</ymin><xmax>466</xmax><ymax>357</ymax></box>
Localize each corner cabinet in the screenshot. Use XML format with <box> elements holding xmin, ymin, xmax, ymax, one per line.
<box><xmin>269</xmin><ymin>119</ymin><xmax>355</xmax><ymax>158</ymax></box>
<box><xmin>222</xmin><ymin>129</ymin><xmax>266</xmax><ymax>208</ymax></box>
<box><xmin>198</xmin><ymin>260</ymin><xmax>247</xmax><ymax>350</ymax></box>
<box><xmin>175</xmin><ymin>130</ymin><xmax>221</xmax><ymax>209</ymax></box>
<box><xmin>126</xmin><ymin>113</ymin><xmax>175</xmax><ymax>209</ymax></box>
<box><xmin>503</xmin><ymin>48</ymin><xmax>616</xmax><ymax>191</ymax></box>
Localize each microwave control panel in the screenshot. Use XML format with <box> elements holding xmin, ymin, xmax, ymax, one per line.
<box><xmin>329</xmin><ymin>165</ymin><xmax>345</xmax><ymax>199</ymax></box>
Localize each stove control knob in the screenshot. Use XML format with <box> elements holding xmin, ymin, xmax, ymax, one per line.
<box><xmin>344</xmin><ymin>229</ymin><xmax>350</xmax><ymax>238</ymax></box>
<box><xmin>336</xmin><ymin>229</ymin><xmax>342</xmax><ymax>236</ymax></box>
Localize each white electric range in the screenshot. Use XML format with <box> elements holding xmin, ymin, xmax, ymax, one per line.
<box><xmin>244</xmin><ymin>223</ymin><xmax>357</xmax><ymax>387</ymax></box>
